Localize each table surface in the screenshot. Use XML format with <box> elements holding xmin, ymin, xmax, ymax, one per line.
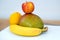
<box><xmin>0</xmin><ymin>25</ymin><xmax>60</xmax><ymax>40</ymax></box>
<box><xmin>0</xmin><ymin>19</ymin><xmax>60</xmax><ymax>31</ymax></box>
<box><xmin>0</xmin><ymin>19</ymin><xmax>9</xmax><ymax>31</ymax></box>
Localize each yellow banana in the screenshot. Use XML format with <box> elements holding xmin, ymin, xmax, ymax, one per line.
<box><xmin>10</xmin><ymin>25</ymin><xmax>48</xmax><ymax>36</ymax></box>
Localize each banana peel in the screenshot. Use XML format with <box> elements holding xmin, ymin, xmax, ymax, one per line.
<box><xmin>10</xmin><ymin>25</ymin><xmax>48</xmax><ymax>37</ymax></box>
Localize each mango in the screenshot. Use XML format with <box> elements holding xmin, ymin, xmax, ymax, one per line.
<box><xmin>19</xmin><ymin>14</ymin><xmax>44</xmax><ymax>29</ymax></box>
<box><xmin>10</xmin><ymin>12</ymin><xmax>21</xmax><ymax>25</ymax></box>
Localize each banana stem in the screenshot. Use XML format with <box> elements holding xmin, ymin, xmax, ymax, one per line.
<box><xmin>42</xmin><ymin>27</ymin><xmax>48</xmax><ymax>32</ymax></box>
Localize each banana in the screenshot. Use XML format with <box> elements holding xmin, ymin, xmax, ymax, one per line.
<box><xmin>10</xmin><ymin>25</ymin><xmax>48</xmax><ymax>36</ymax></box>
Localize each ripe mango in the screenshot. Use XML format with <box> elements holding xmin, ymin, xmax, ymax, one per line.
<box><xmin>19</xmin><ymin>14</ymin><xmax>44</xmax><ymax>29</ymax></box>
<box><xmin>10</xmin><ymin>12</ymin><xmax>21</xmax><ymax>25</ymax></box>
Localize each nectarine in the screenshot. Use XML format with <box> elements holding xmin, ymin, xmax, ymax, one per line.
<box><xmin>22</xmin><ymin>2</ymin><xmax>34</xmax><ymax>13</ymax></box>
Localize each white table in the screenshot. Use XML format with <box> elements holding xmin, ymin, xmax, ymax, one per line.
<box><xmin>0</xmin><ymin>25</ymin><xmax>60</xmax><ymax>40</ymax></box>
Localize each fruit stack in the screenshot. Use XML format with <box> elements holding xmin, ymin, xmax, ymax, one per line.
<box><xmin>10</xmin><ymin>2</ymin><xmax>48</xmax><ymax>37</ymax></box>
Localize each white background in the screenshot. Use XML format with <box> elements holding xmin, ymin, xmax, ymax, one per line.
<box><xmin>0</xmin><ymin>0</ymin><xmax>60</xmax><ymax>20</ymax></box>
<box><xmin>0</xmin><ymin>25</ymin><xmax>60</xmax><ymax>40</ymax></box>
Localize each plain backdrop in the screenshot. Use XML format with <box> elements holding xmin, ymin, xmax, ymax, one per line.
<box><xmin>0</xmin><ymin>0</ymin><xmax>60</xmax><ymax>20</ymax></box>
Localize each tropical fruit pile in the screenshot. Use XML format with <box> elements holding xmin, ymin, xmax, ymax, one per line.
<box><xmin>10</xmin><ymin>2</ymin><xmax>48</xmax><ymax>37</ymax></box>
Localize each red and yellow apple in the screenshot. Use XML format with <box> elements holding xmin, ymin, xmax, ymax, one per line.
<box><xmin>22</xmin><ymin>2</ymin><xmax>34</xmax><ymax>13</ymax></box>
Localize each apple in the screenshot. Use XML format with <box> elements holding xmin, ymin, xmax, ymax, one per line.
<box><xmin>22</xmin><ymin>2</ymin><xmax>34</xmax><ymax>13</ymax></box>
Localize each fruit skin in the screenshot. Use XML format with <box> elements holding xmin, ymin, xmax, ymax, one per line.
<box><xmin>10</xmin><ymin>12</ymin><xmax>21</xmax><ymax>25</ymax></box>
<box><xmin>10</xmin><ymin>25</ymin><xmax>42</xmax><ymax>36</ymax></box>
<box><xmin>22</xmin><ymin>2</ymin><xmax>34</xmax><ymax>13</ymax></box>
<box><xmin>19</xmin><ymin>14</ymin><xmax>44</xmax><ymax>29</ymax></box>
